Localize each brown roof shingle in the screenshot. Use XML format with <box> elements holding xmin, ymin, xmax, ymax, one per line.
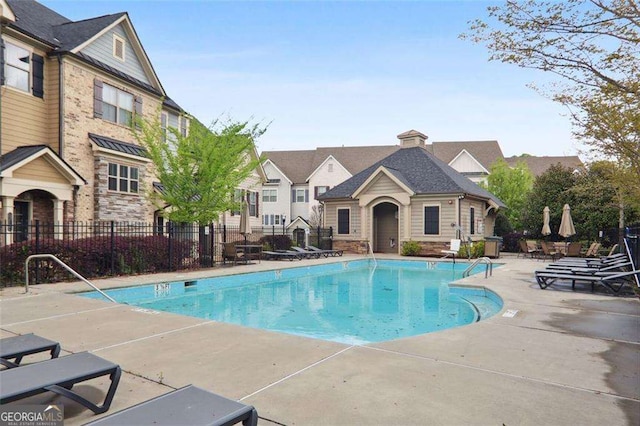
<box><xmin>505</xmin><ymin>155</ymin><xmax>584</xmax><ymax>176</ymax></box>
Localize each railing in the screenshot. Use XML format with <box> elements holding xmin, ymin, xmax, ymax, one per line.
<box><xmin>367</xmin><ymin>240</ymin><xmax>377</xmax><ymax>267</ymax></box>
<box><xmin>463</xmin><ymin>257</ymin><xmax>493</xmax><ymax>278</ymax></box>
<box><xmin>25</xmin><ymin>254</ymin><xmax>116</xmax><ymax>303</ymax></box>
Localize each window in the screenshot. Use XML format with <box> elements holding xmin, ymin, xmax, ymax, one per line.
<box><xmin>470</xmin><ymin>207</ymin><xmax>475</xmax><ymax>235</ymax></box>
<box><xmin>296</xmin><ymin>189</ymin><xmax>306</xmax><ymax>203</ymax></box>
<box><xmin>328</xmin><ymin>163</ymin><xmax>334</xmax><ymax>172</ymax></box>
<box><xmin>231</xmin><ymin>189</ymin><xmax>243</xmax><ymax>215</ymax></box>
<box><xmin>314</xmin><ymin>186</ymin><xmax>329</xmax><ymax>199</ymax></box>
<box><xmin>103</xmin><ymin>84</ymin><xmax>133</xmax><ymax>125</ymax></box>
<box><xmin>113</xmin><ymin>35</ymin><xmax>125</xmax><ymax>61</ymax></box>
<box><xmin>337</xmin><ymin>208</ymin><xmax>350</xmax><ymax>235</ymax></box>
<box><xmin>262</xmin><ymin>189</ymin><xmax>277</xmax><ymax>202</ymax></box>
<box><xmin>423</xmin><ymin>205</ymin><xmax>440</xmax><ymax>235</ymax></box>
<box><xmin>108</xmin><ymin>163</ymin><xmax>139</xmax><ymax>194</ymax></box>
<box><xmin>4</xmin><ymin>41</ymin><xmax>30</xmax><ymax>92</ymax></box>
<box><xmin>248</xmin><ymin>191</ymin><xmax>257</xmax><ymax>216</ymax></box>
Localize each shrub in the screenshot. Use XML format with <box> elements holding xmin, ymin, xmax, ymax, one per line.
<box><xmin>456</xmin><ymin>241</ymin><xmax>485</xmax><ymax>259</ymax></box>
<box><xmin>259</xmin><ymin>235</ymin><xmax>292</xmax><ymax>251</ymax></box>
<box><xmin>501</xmin><ymin>232</ymin><xmax>524</xmax><ymax>252</ymax></box>
<box><xmin>401</xmin><ymin>240</ymin><xmax>421</xmax><ymax>256</ymax></box>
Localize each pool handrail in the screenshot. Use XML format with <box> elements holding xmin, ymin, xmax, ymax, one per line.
<box><xmin>25</xmin><ymin>254</ymin><xmax>117</xmax><ymax>303</ymax></box>
<box><xmin>463</xmin><ymin>257</ymin><xmax>493</xmax><ymax>278</ymax></box>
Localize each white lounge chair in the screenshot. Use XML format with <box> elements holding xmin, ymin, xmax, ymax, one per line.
<box><xmin>441</xmin><ymin>239</ymin><xmax>461</xmax><ymax>263</ymax></box>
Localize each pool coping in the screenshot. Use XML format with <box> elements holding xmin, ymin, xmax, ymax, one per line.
<box><xmin>1</xmin><ymin>253</ymin><xmax>638</xmax><ymax>425</ymax></box>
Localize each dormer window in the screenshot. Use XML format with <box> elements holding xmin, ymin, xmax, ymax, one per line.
<box><xmin>113</xmin><ymin>34</ymin><xmax>125</xmax><ymax>61</ymax></box>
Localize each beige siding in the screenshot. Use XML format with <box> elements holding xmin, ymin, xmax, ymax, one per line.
<box><xmin>325</xmin><ymin>200</ymin><xmax>360</xmax><ymax>239</ymax></box>
<box><xmin>460</xmin><ymin>198</ymin><xmax>487</xmax><ymax>239</ymax></box>
<box><xmin>364</xmin><ymin>174</ymin><xmax>402</xmax><ymax>195</ymax></box>
<box><xmin>13</xmin><ymin>157</ymin><xmax>68</xmax><ymax>184</ymax></box>
<box><xmin>1</xmin><ymin>43</ymin><xmax>56</xmax><ymax>155</ymax></box>
<box><xmin>410</xmin><ymin>195</ymin><xmax>457</xmax><ymax>240</ymax></box>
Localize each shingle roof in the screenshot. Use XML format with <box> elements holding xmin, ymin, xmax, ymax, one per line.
<box><xmin>5</xmin><ymin>0</ymin><xmax>183</xmax><ymax>112</ymax></box>
<box><xmin>89</xmin><ymin>133</ymin><xmax>147</xmax><ymax>158</ymax></box>
<box><xmin>53</xmin><ymin>13</ymin><xmax>126</xmax><ymax>51</ymax></box>
<box><xmin>0</xmin><ymin>145</ymin><xmax>49</xmax><ymax>171</ymax></box>
<box><xmin>428</xmin><ymin>140</ymin><xmax>504</xmax><ymax>171</ymax></box>
<box><xmin>318</xmin><ymin>146</ymin><xmax>505</xmax><ymax>207</ymax></box>
<box><xmin>505</xmin><ymin>155</ymin><xmax>584</xmax><ymax>177</ymax></box>
<box><xmin>262</xmin><ymin>146</ymin><xmax>400</xmax><ymax>184</ymax></box>
<box><xmin>0</xmin><ymin>145</ymin><xmax>86</xmax><ymax>183</ymax></box>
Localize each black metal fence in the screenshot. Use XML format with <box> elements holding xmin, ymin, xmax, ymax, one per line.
<box><xmin>0</xmin><ymin>221</ymin><xmax>333</xmax><ymax>286</ymax></box>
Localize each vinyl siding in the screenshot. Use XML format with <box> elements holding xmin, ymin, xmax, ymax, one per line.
<box><xmin>410</xmin><ymin>196</ymin><xmax>457</xmax><ymax>240</ymax></box>
<box><xmin>13</xmin><ymin>157</ymin><xmax>68</xmax><ymax>184</ymax></box>
<box><xmin>80</xmin><ymin>24</ymin><xmax>150</xmax><ymax>84</ymax></box>
<box><xmin>364</xmin><ymin>173</ymin><xmax>402</xmax><ymax>195</ymax></box>
<box><xmin>325</xmin><ymin>201</ymin><xmax>360</xmax><ymax>238</ymax></box>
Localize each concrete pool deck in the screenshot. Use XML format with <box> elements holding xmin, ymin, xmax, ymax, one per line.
<box><xmin>1</xmin><ymin>254</ymin><xmax>638</xmax><ymax>425</ymax></box>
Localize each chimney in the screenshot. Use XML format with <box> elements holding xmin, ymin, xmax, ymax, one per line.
<box><xmin>397</xmin><ymin>130</ymin><xmax>427</xmax><ymax>148</ymax></box>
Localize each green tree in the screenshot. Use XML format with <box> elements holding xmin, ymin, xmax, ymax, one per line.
<box><xmin>462</xmin><ymin>0</ymin><xmax>640</xmax><ymax>222</ymax></box>
<box><xmin>480</xmin><ymin>158</ymin><xmax>534</xmax><ymax>231</ymax></box>
<box><xmin>521</xmin><ymin>164</ymin><xmax>578</xmax><ymax>238</ymax></box>
<box><xmin>135</xmin><ymin>115</ymin><xmax>265</xmax><ymax>224</ymax></box>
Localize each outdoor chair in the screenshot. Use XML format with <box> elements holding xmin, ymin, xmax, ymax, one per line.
<box><xmin>307</xmin><ymin>245</ymin><xmax>344</xmax><ymax>257</ymax></box>
<box><xmin>603</xmin><ymin>244</ymin><xmax>619</xmax><ymax>257</ymax></box>
<box><xmin>535</xmin><ymin>268</ymin><xmax>639</xmax><ymax>294</ymax></box>
<box><xmin>518</xmin><ymin>240</ymin><xmax>538</xmax><ymax>258</ymax></box>
<box><xmin>0</xmin><ymin>351</ymin><xmax>121</xmax><ymax>415</ymax></box>
<box><xmin>539</xmin><ymin>241</ymin><xmax>559</xmax><ymax>261</ymax></box>
<box><xmin>291</xmin><ymin>246</ymin><xmax>321</xmax><ymax>259</ymax></box>
<box><xmin>441</xmin><ymin>239</ymin><xmax>461</xmax><ymax>263</ymax></box>
<box><xmin>222</xmin><ymin>241</ymin><xmax>245</xmax><ymax>265</ymax></box>
<box><xmin>85</xmin><ymin>384</ymin><xmax>258</xmax><ymax>426</ymax></box>
<box><xmin>0</xmin><ymin>333</ymin><xmax>61</xmax><ymax>369</ymax></box>
<box><xmin>582</xmin><ymin>242</ymin><xmax>601</xmax><ymax>257</ymax></box>
<box><xmin>566</xmin><ymin>242</ymin><xmax>583</xmax><ymax>257</ymax></box>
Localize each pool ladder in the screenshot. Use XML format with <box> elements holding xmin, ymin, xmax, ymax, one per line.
<box><xmin>367</xmin><ymin>240</ymin><xmax>377</xmax><ymax>267</ymax></box>
<box><xmin>25</xmin><ymin>254</ymin><xmax>117</xmax><ymax>302</ymax></box>
<box><xmin>462</xmin><ymin>257</ymin><xmax>493</xmax><ymax>278</ymax></box>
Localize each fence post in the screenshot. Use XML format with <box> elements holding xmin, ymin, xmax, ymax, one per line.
<box><xmin>35</xmin><ymin>221</ymin><xmax>40</xmax><ymax>284</ymax></box>
<box><xmin>110</xmin><ymin>221</ymin><xmax>115</xmax><ymax>275</ymax></box>
<box><xmin>168</xmin><ymin>222</ymin><xmax>173</xmax><ymax>271</ymax></box>
<box><xmin>316</xmin><ymin>226</ymin><xmax>321</xmax><ymax>248</ymax></box>
<box><xmin>209</xmin><ymin>223</ymin><xmax>215</xmax><ymax>267</ymax></box>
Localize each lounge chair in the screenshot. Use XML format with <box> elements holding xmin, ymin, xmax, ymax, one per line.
<box><xmin>441</xmin><ymin>239</ymin><xmax>461</xmax><ymax>263</ymax></box>
<box><xmin>307</xmin><ymin>245</ymin><xmax>343</xmax><ymax>257</ymax></box>
<box><xmin>290</xmin><ymin>246</ymin><xmax>322</xmax><ymax>259</ymax></box>
<box><xmin>582</xmin><ymin>242</ymin><xmax>601</xmax><ymax>257</ymax></box>
<box><xmin>517</xmin><ymin>240</ymin><xmax>538</xmax><ymax>258</ymax></box>
<box><xmin>535</xmin><ymin>269</ymin><xmax>639</xmax><ymax>293</ymax></box>
<box><xmin>262</xmin><ymin>250</ymin><xmax>302</xmax><ymax>261</ymax></box>
<box><xmin>566</xmin><ymin>242</ymin><xmax>583</xmax><ymax>257</ymax></box>
<box><xmin>0</xmin><ymin>351</ymin><xmax>121</xmax><ymax>414</ymax></box>
<box><xmin>0</xmin><ymin>333</ymin><xmax>61</xmax><ymax>369</ymax></box>
<box><xmin>85</xmin><ymin>384</ymin><xmax>258</xmax><ymax>426</ymax></box>
<box><xmin>539</xmin><ymin>241</ymin><xmax>560</xmax><ymax>261</ymax></box>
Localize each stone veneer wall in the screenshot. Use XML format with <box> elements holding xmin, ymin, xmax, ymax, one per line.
<box><xmin>335</xmin><ymin>239</ymin><xmax>455</xmax><ymax>256</ymax></box>
<box><xmin>93</xmin><ymin>157</ymin><xmax>151</xmax><ymax>222</ymax></box>
<box><xmin>62</xmin><ymin>58</ymin><xmax>162</xmax><ymax>222</ymax></box>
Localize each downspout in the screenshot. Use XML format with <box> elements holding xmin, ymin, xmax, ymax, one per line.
<box><xmin>57</xmin><ymin>54</ymin><xmax>64</xmax><ymax>156</ymax></box>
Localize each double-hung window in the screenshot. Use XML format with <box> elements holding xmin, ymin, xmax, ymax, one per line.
<box><xmin>103</xmin><ymin>84</ymin><xmax>133</xmax><ymax>126</ymax></box>
<box><xmin>314</xmin><ymin>186</ymin><xmax>329</xmax><ymax>199</ymax></box>
<box><xmin>108</xmin><ymin>163</ymin><xmax>139</xmax><ymax>194</ymax></box>
<box><xmin>262</xmin><ymin>189</ymin><xmax>277</xmax><ymax>202</ymax></box>
<box><xmin>296</xmin><ymin>189</ymin><xmax>306</xmax><ymax>203</ymax></box>
<box><xmin>337</xmin><ymin>208</ymin><xmax>350</xmax><ymax>235</ymax></box>
<box><xmin>248</xmin><ymin>191</ymin><xmax>257</xmax><ymax>216</ymax></box>
<box><xmin>4</xmin><ymin>41</ymin><xmax>30</xmax><ymax>92</ymax></box>
<box><xmin>423</xmin><ymin>205</ymin><xmax>440</xmax><ymax>235</ymax></box>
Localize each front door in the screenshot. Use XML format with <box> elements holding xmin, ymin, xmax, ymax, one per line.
<box><xmin>373</xmin><ymin>202</ymin><xmax>399</xmax><ymax>253</ymax></box>
<box><xmin>14</xmin><ymin>201</ymin><xmax>30</xmax><ymax>242</ymax></box>
<box><xmin>293</xmin><ymin>228</ymin><xmax>306</xmax><ymax>247</ymax></box>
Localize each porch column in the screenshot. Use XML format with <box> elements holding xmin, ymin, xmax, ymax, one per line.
<box><xmin>403</xmin><ymin>204</ymin><xmax>410</xmax><ymax>242</ymax></box>
<box><xmin>2</xmin><ymin>196</ymin><xmax>15</xmax><ymax>245</ymax></box>
<box><xmin>52</xmin><ymin>199</ymin><xmax>64</xmax><ymax>240</ymax></box>
<box><xmin>360</xmin><ymin>205</ymin><xmax>367</xmax><ymax>241</ymax></box>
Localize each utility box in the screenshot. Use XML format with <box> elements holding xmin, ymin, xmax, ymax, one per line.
<box><xmin>484</xmin><ymin>236</ymin><xmax>502</xmax><ymax>258</ymax></box>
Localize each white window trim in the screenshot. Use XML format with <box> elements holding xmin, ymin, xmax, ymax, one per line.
<box><xmin>113</xmin><ymin>34</ymin><xmax>126</xmax><ymax>62</ymax></box>
<box><xmin>337</xmin><ymin>206</ymin><xmax>351</xmax><ymax>235</ymax></box>
<box><xmin>422</xmin><ymin>202</ymin><xmax>441</xmax><ymax>236</ymax></box>
<box><xmin>102</xmin><ymin>83</ymin><xmax>133</xmax><ymax>126</ymax></box>
<box><xmin>2</xmin><ymin>36</ymin><xmax>33</xmax><ymax>94</ymax></box>
<box><xmin>108</xmin><ymin>162</ymin><xmax>140</xmax><ymax>194</ymax></box>
<box><xmin>470</xmin><ymin>206</ymin><xmax>476</xmax><ymax>235</ymax></box>
<box><xmin>262</xmin><ymin>189</ymin><xmax>277</xmax><ymax>203</ymax></box>
<box><xmin>296</xmin><ymin>189</ymin><xmax>306</xmax><ymax>203</ymax></box>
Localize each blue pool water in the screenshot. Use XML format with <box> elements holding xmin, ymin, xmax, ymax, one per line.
<box><xmin>82</xmin><ymin>260</ymin><xmax>502</xmax><ymax>344</ymax></box>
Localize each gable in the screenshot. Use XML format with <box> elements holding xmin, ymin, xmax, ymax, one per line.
<box><xmin>13</xmin><ymin>156</ymin><xmax>69</xmax><ymax>184</ymax></box>
<box><xmin>361</xmin><ymin>173</ymin><xmax>406</xmax><ymax>197</ymax></box>
<box><xmin>79</xmin><ymin>22</ymin><xmax>150</xmax><ymax>84</ymax></box>
<box><xmin>449</xmin><ymin>149</ymin><xmax>488</xmax><ymax>174</ymax></box>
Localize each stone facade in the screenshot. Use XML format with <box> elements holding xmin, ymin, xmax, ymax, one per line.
<box><xmin>333</xmin><ymin>239</ymin><xmax>369</xmax><ymax>255</ymax></box>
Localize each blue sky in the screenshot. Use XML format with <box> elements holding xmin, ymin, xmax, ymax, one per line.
<box><xmin>43</xmin><ymin>0</ymin><xmax>580</xmax><ymax>158</ymax></box>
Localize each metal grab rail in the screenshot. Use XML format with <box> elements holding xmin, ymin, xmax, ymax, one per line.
<box><xmin>25</xmin><ymin>254</ymin><xmax>117</xmax><ymax>302</ymax></box>
<box><xmin>463</xmin><ymin>257</ymin><xmax>493</xmax><ymax>278</ymax></box>
<box><xmin>367</xmin><ymin>240</ymin><xmax>377</xmax><ymax>267</ymax></box>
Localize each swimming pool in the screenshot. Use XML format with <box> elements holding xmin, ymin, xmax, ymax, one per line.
<box><xmin>81</xmin><ymin>259</ymin><xmax>502</xmax><ymax>344</ymax></box>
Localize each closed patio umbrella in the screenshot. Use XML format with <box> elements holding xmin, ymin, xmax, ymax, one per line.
<box><xmin>239</xmin><ymin>199</ymin><xmax>252</xmax><ymax>244</ymax></box>
<box><xmin>542</xmin><ymin>206</ymin><xmax>551</xmax><ymax>236</ymax></box>
<box><xmin>558</xmin><ymin>204</ymin><xmax>576</xmax><ymax>238</ymax></box>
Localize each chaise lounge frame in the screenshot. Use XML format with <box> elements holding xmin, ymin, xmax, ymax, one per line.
<box><xmin>0</xmin><ymin>333</ymin><xmax>61</xmax><ymax>368</ymax></box>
